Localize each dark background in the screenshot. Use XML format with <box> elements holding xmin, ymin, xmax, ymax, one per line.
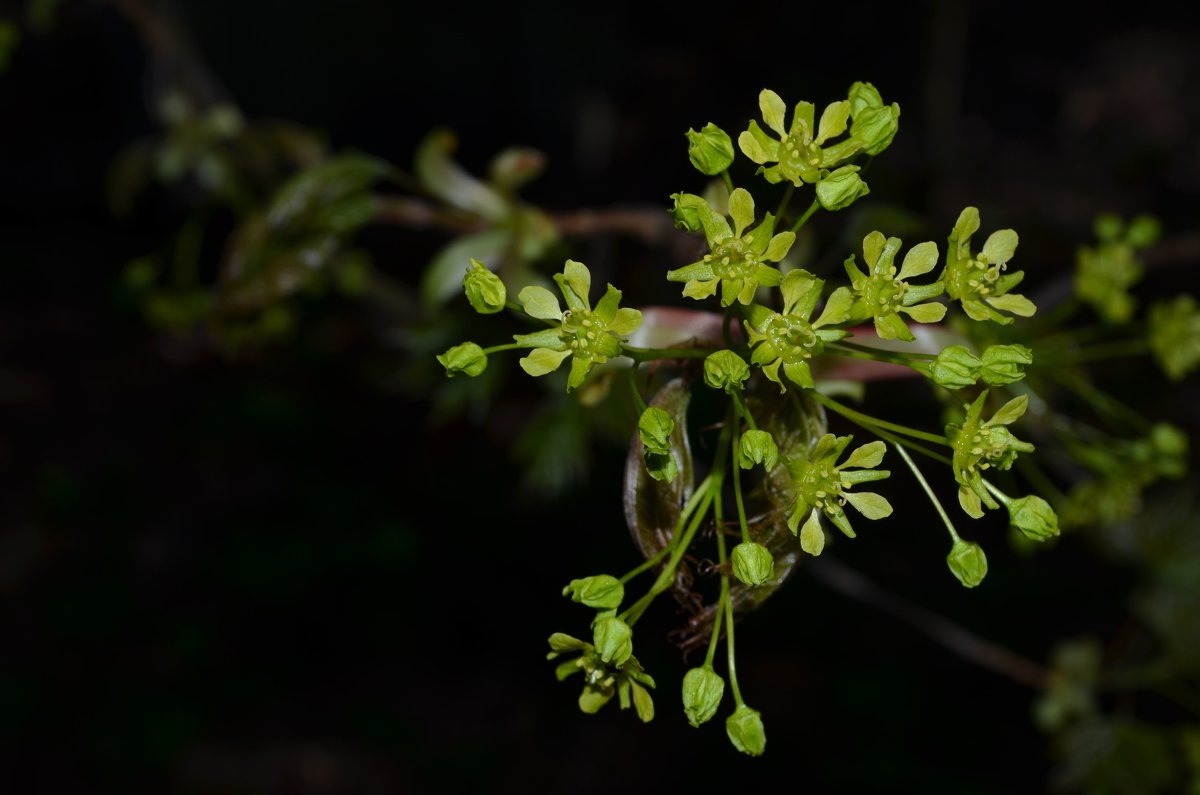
<box><xmin>1</xmin><ymin>1</ymin><xmax>1198</xmax><ymax>792</ymax></box>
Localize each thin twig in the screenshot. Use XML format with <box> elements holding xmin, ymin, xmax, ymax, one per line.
<box><xmin>805</xmin><ymin>555</ymin><xmax>1048</xmax><ymax>688</ymax></box>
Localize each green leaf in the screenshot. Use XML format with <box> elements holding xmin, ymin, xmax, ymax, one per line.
<box><xmin>266</xmin><ymin>154</ymin><xmax>388</xmax><ymax>233</ymax></box>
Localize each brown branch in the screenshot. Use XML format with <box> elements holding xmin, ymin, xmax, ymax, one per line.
<box><xmin>805</xmin><ymin>555</ymin><xmax>1049</xmax><ymax>689</ymax></box>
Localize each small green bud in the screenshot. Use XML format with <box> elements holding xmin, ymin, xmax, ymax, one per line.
<box><xmin>1149</xmin><ymin>295</ymin><xmax>1200</xmax><ymax>381</ymax></box>
<box><xmin>644</xmin><ymin>451</ymin><xmax>678</xmax><ymax>483</ymax></box>
<box><xmin>731</xmin><ymin>542</ymin><xmax>775</xmax><ymax>587</ymax></box>
<box><xmin>669</xmin><ymin>192</ymin><xmax>708</xmax><ymax>233</ymax></box>
<box><xmin>685</xmin><ymin>123</ymin><xmax>735</xmax><ymax>176</ymax></box>
<box><xmin>1149</xmin><ymin>422</ymin><xmax>1188</xmax><ymax>478</ymax></box>
<box><xmin>738</xmin><ymin>430</ymin><xmax>779</xmax><ymax>471</ymax></box>
<box><xmin>462</xmin><ymin>258</ymin><xmax>506</xmax><ymax>314</ymax></box>
<box><xmin>1094</xmin><ymin>213</ymin><xmax>1124</xmax><ymax>243</ymax></box>
<box><xmin>1006</xmin><ymin>495</ymin><xmax>1060</xmax><ymax>542</ymax></box>
<box><xmin>592</xmin><ymin>616</ymin><xmax>633</xmax><ymax>667</ymax></box>
<box><xmin>946</xmin><ymin>539</ymin><xmax>988</xmax><ymax>588</ymax></box>
<box><xmin>703</xmin><ymin>350</ymin><xmax>750</xmax><ymax>393</ymax></box>
<box><xmin>815</xmin><ymin>165</ymin><xmax>869</xmax><ymax>211</ymax></box>
<box><xmin>563</xmin><ymin>575</ymin><xmax>625</xmax><ymax>610</ymax></box>
<box><xmin>848</xmin><ymin>82</ymin><xmax>901</xmax><ymax>156</ymax></box>
<box><xmin>681</xmin><ymin>665</ymin><xmax>725</xmax><ymax>728</ymax></box>
<box><xmin>725</xmin><ymin>704</ymin><xmax>766</xmax><ymax>756</ymax></box>
<box><xmin>930</xmin><ymin>345</ymin><xmax>981</xmax><ymax>389</ymax></box>
<box><xmin>436</xmin><ymin>342</ymin><xmax>487</xmax><ymax>377</ymax></box>
<box><xmin>638</xmin><ymin>407</ymin><xmax>675</xmax><ymax>454</ymax></box>
<box><xmin>979</xmin><ymin>344</ymin><xmax>1033</xmax><ymax>385</ymax></box>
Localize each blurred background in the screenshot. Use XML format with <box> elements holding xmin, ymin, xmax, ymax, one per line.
<box><xmin>2</xmin><ymin>0</ymin><xmax>1199</xmax><ymax>792</ymax></box>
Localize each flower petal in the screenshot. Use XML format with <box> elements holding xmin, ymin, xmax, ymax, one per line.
<box><xmin>728</xmin><ymin>188</ymin><xmax>755</xmax><ymax>238</ymax></box>
<box><xmin>874</xmin><ymin>313</ymin><xmax>914</xmax><ymax>341</ymax></box>
<box><xmin>783</xmin><ymin>360</ymin><xmax>814</xmax><ymax>388</ymax></box>
<box><xmin>763</xmin><ymin>231</ymin><xmax>796</xmax><ymax>263</ymax></box>
<box><xmin>799</xmin><ymin>508</ymin><xmax>825</xmax><ymax>555</ymax></box>
<box><xmin>958</xmin><ymin>485</ymin><xmax>984</xmax><ymax>518</ymax></box>
<box><xmin>682</xmin><ymin>278</ymin><xmax>719</xmax><ymax>301</ymax></box>
<box><xmin>843</xmin><ymin>490</ymin><xmax>893</xmax><ymax>520</ymax></box>
<box><xmin>790</xmin><ymin>101</ymin><xmax>815</xmax><ymax>140</ymax></box>
<box><xmin>760</xmin><ymin>89</ymin><xmax>788</xmax><ymax>136</ymax></box>
<box><xmin>814</xmin><ymin>286</ymin><xmax>854</xmax><ymax>328</ymax></box>
<box><xmin>593</xmin><ymin>284</ymin><xmax>622</xmax><ymax>323</ymax></box>
<box><xmin>899</xmin><ymin>302</ymin><xmax>947</xmax><ymax>323</ymax></box>
<box><xmin>666</xmin><ymin>260</ymin><xmax>715</xmax><ymax>283</ymax></box>
<box><xmin>564</xmin><ymin>258</ymin><xmax>592</xmax><ymax>302</ymax></box>
<box><xmin>982</xmin><ymin>229</ymin><xmax>1018</xmax><ymax>264</ymax></box>
<box><xmin>519</xmin><ymin>285</ymin><xmax>562</xmax><ymax>320</ymax></box>
<box><xmin>815</xmin><ymin>100</ymin><xmax>851</xmax><ymax>144</ymax></box>
<box><xmin>988</xmin><ymin>394</ymin><xmax>1029</xmax><ymax>426</ymax></box>
<box><xmin>698</xmin><ymin>203</ymin><xmax>732</xmax><ymax>246</ymax></box>
<box><xmin>739</xmin><ymin>122</ymin><xmax>779</xmax><ymax>164</ymax></box>
<box><xmin>608</xmin><ymin>307</ymin><xmax>643</xmax><ymax>336</ymax></box>
<box><xmin>898</xmin><ymin>240</ymin><xmax>940</xmax><ymax>280</ymax></box>
<box><xmin>862</xmin><ymin>231</ymin><xmax>887</xmax><ymax>269</ymax></box>
<box><xmin>567</xmin><ymin>355</ymin><xmax>592</xmax><ymax>391</ymax></box>
<box><xmin>842</xmin><ymin>440</ymin><xmax>887</xmax><ymax>469</ymax></box>
<box><xmin>513</xmin><ymin>329</ymin><xmax>567</xmax><ymax>349</ymax></box>
<box><xmin>985</xmin><ymin>293</ymin><xmax>1037</xmax><ymax>317</ymax></box>
<box><xmin>519</xmin><ymin>347</ymin><xmax>572</xmax><ymax>376</ymax></box>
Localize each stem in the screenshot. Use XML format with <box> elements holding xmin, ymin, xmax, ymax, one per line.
<box><xmin>731</xmin><ymin>425</ymin><xmax>752</xmax><ymax>545</ymax></box>
<box><xmin>789</xmin><ymin>198</ymin><xmax>820</xmax><ymax>234</ymax></box>
<box><xmin>855</xmin><ymin>423</ymin><xmax>951</xmax><ymax>466</ymax></box>
<box><xmin>808</xmin><ymin>391</ymin><xmax>950</xmax><ymax>447</ymax></box>
<box><xmin>704</xmin><ymin>581</ymin><xmax>726</xmax><ymax>668</ymax></box>
<box><xmin>731</xmin><ymin>391</ymin><xmax>758</xmax><ymax>431</ymax></box>
<box><xmin>481</xmin><ymin>342</ymin><xmax>528</xmax><ymax>355</ymax></box>
<box><xmin>1056</xmin><ymin>372</ymin><xmax>1151</xmax><ymax>432</ymax></box>
<box><xmin>717</xmin><ymin>520</ymin><xmax>745</xmax><ymax>706</ymax></box>
<box><xmin>620</xmin><ymin>475</ymin><xmax>718</xmax><ymax>625</ymax></box>
<box><xmin>622</xmin><ymin>345</ymin><xmax>720</xmax><ymax>363</ymax></box>
<box><xmin>894</xmin><ymin>442</ymin><xmax>960</xmax><ymax>544</ymax></box>
<box><xmin>775</xmin><ymin>184</ymin><xmax>795</xmax><ymax>219</ymax></box>
<box><xmin>721</xmin><ymin>170</ymin><xmax>735</xmax><ymax>193</ymax></box>
<box><xmin>627</xmin><ymin>365</ymin><xmax>648</xmax><ymax>415</ymax></box>
<box><xmin>830</xmin><ymin>340</ymin><xmax>938</xmax><ymax>361</ymax></box>
<box><xmin>982</xmin><ymin>479</ymin><xmax>1013</xmax><ymax>508</ymax></box>
<box><xmin>827</xmin><ymin>344</ymin><xmax>932</xmax><ymax>369</ymax></box>
<box><xmin>618</xmin><ymin>474</ymin><xmax>714</xmax><ymax>586</ymax></box>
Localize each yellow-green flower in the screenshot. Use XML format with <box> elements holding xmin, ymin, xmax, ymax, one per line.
<box><xmin>744</xmin><ymin>269</ymin><xmax>851</xmax><ymax>391</ymax></box>
<box><xmin>666</xmin><ymin>188</ymin><xmax>793</xmax><ymax>307</ymax></box>
<box><xmin>547</xmin><ymin>632</ymin><xmax>656</xmax><ymax>721</ymax></box>
<box><xmin>947</xmin><ymin>391</ymin><xmax>1035</xmax><ymax>517</ymax></box>
<box><xmin>785</xmin><ymin>433</ymin><xmax>892</xmax><ymax>555</ymax></box>
<box><xmin>514</xmin><ymin>260</ymin><xmax>642</xmax><ymax>391</ymax></box>
<box><xmin>738</xmin><ymin>89</ymin><xmax>863</xmax><ymax>186</ymax></box>
<box><xmin>844</xmin><ymin>231</ymin><xmax>946</xmax><ymax>341</ymax></box>
<box><xmin>943</xmin><ymin>207</ymin><xmax>1035</xmax><ymax>324</ymax></box>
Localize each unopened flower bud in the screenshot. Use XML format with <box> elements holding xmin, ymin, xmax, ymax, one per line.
<box><xmin>738</xmin><ymin>430</ymin><xmax>779</xmax><ymax>471</ymax></box>
<box><xmin>980</xmin><ymin>344</ymin><xmax>1033</xmax><ymax>386</ymax></box>
<box><xmin>669</xmin><ymin>192</ymin><xmax>707</xmax><ymax>233</ymax></box>
<box><xmin>731</xmin><ymin>542</ymin><xmax>775</xmax><ymax>587</ymax></box>
<box><xmin>436</xmin><ymin>342</ymin><xmax>487</xmax><ymax>377</ymax></box>
<box><xmin>815</xmin><ymin>165</ymin><xmax>869</xmax><ymax>211</ymax></box>
<box><xmin>638</xmin><ymin>407</ymin><xmax>675</xmax><ymax>454</ymax></box>
<box><xmin>592</xmin><ymin>616</ymin><xmax>633</xmax><ymax>667</ymax></box>
<box><xmin>563</xmin><ymin>575</ymin><xmax>624</xmax><ymax>610</ymax></box>
<box><xmin>1007</xmin><ymin>495</ymin><xmax>1059</xmax><ymax>542</ymax></box>
<box><xmin>930</xmin><ymin>345</ymin><xmax>980</xmax><ymax>389</ymax></box>
<box><xmin>686</xmin><ymin>123</ymin><xmax>735</xmax><ymax>176</ymax></box>
<box><xmin>947</xmin><ymin>539</ymin><xmax>988</xmax><ymax>588</ymax></box>
<box><xmin>681</xmin><ymin>665</ymin><xmax>725</xmax><ymax>728</ymax></box>
<box><xmin>463</xmin><ymin>258</ymin><xmax>506</xmax><ymax>314</ymax></box>
<box><xmin>725</xmin><ymin>704</ymin><xmax>766</xmax><ymax>756</ymax></box>
<box><xmin>703</xmin><ymin>350</ymin><xmax>750</xmax><ymax>393</ymax></box>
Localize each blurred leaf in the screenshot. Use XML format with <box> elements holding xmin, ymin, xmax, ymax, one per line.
<box><xmin>415</xmin><ymin>128</ymin><xmax>509</xmax><ymax>221</ymax></box>
<box><xmin>266</xmin><ymin>154</ymin><xmax>387</xmax><ymax>234</ymax></box>
<box><xmin>1053</xmin><ymin>718</ymin><xmax>1181</xmax><ymax>795</ymax></box>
